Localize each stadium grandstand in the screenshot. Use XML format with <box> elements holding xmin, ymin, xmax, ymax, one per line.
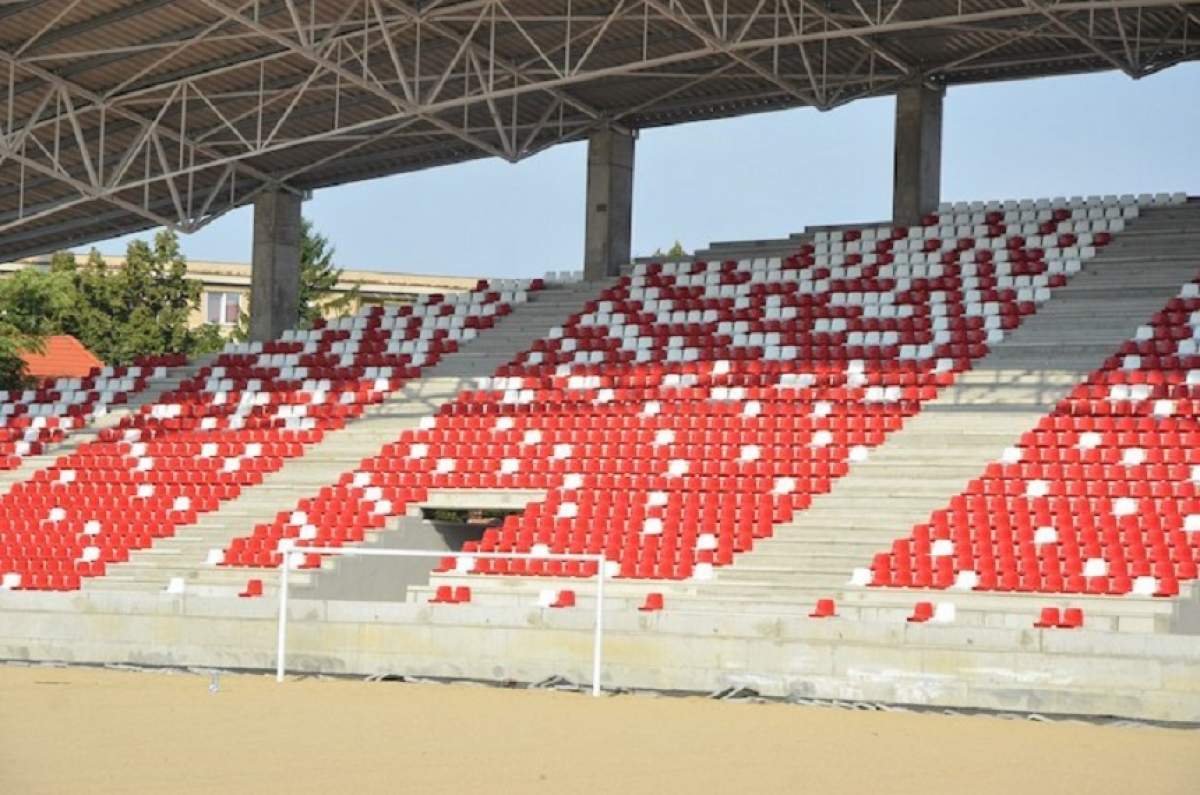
<box><xmin>0</xmin><ymin>2</ymin><xmax>1199</xmax><ymax>787</ymax></box>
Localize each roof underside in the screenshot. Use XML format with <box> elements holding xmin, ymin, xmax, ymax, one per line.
<box><xmin>0</xmin><ymin>0</ymin><xmax>1196</xmax><ymax>261</ymax></box>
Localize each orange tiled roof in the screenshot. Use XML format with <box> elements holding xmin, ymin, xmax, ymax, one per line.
<box><xmin>21</xmin><ymin>335</ymin><xmax>103</xmax><ymax>380</ymax></box>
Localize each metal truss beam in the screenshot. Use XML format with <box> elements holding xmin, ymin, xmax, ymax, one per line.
<box><xmin>195</xmin><ymin>0</ymin><xmax>517</xmax><ymax>160</ymax></box>
<box><xmin>1024</xmin><ymin>0</ymin><xmax>1140</xmax><ymax>76</ymax></box>
<box><xmin>380</xmin><ymin>0</ymin><xmax>633</xmax><ymax>140</ymax></box>
<box><xmin>0</xmin><ymin>36</ymin><xmax>298</xmax><ymax>235</ymax></box>
<box><xmin>644</xmin><ymin>0</ymin><xmax>823</xmax><ymax>107</ymax></box>
<box><xmin>0</xmin><ymin>0</ymin><xmax>1195</xmax><ymax>259</ymax></box>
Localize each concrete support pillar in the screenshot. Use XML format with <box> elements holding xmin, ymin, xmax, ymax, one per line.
<box><xmin>249</xmin><ymin>189</ymin><xmax>303</xmax><ymax>342</ymax></box>
<box><xmin>583</xmin><ymin>128</ymin><xmax>635</xmax><ymax>281</ymax></box>
<box><xmin>892</xmin><ymin>83</ymin><xmax>944</xmax><ymax>226</ymax></box>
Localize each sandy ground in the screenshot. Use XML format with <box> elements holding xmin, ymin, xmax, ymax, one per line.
<box><xmin>1</xmin><ymin>665</ymin><xmax>1197</xmax><ymax>795</ymax></box>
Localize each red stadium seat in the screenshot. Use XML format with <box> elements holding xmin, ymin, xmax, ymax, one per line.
<box><xmin>1034</xmin><ymin>607</ymin><xmax>1061</xmax><ymax>628</ymax></box>
<box><xmin>906</xmin><ymin>601</ymin><xmax>934</xmax><ymax>623</ymax></box>
<box><xmin>238</xmin><ymin>579</ymin><xmax>263</xmax><ymax>598</ymax></box>
<box><xmin>638</xmin><ymin>592</ymin><xmax>664</xmax><ymax>612</ymax></box>
<box><xmin>550</xmin><ymin>590</ymin><xmax>576</xmax><ymax>608</ymax></box>
<box><xmin>429</xmin><ymin>585</ymin><xmax>455</xmax><ymax>604</ymax></box>
<box><xmin>809</xmin><ymin>598</ymin><xmax>837</xmax><ymax>618</ymax></box>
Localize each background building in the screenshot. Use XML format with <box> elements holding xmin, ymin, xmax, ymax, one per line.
<box><xmin>0</xmin><ymin>255</ymin><xmax>482</xmax><ymax>331</ymax></box>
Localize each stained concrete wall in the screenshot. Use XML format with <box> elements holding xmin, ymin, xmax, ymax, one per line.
<box><xmin>1</xmin><ymin>590</ymin><xmax>1198</xmax><ymax>723</ymax></box>
<box><xmin>292</xmin><ymin>518</ymin><xmax>480</xmax><ymax>602</ymax></box>
<box><xmin>892</xmin><ymin>83</ymin><xmax>943</xmax><ymax>226</ymax></box>
<box><xmin>249</xmin><ymin>190</ymin><xmax>303</xmax><ymax>342</ymax></box>
<box><xmin>583</xmin><ymin>128</ymin><xmax>635</xmax><ymax>281</ymax></box>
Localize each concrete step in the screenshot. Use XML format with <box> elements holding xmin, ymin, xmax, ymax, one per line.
<box><xmin>814</xmin><ymin>481</ymin><xmax>978</xmax><ymax>498</ymax></box>
<box><xmin>741</xmin><ymin>537</ymin><xmax>891</xmax><ymax>553</ymax></box>
<box><xmin>82</xmin><ymin>569</ymin><xmax>306</xmax><ymax>596</ymax></box>
<box><xmin>89</xmin><ymin>562</ymin><xmax>316</xmax><ymax>582</ymax></box>
<box><xmin>721</xmin><ymin>552</ymin><xmax>874</xmax><ymax>570</ymax></box>
<box><xmin>710</xmin><ymin>569</ymin><xmax>850</xmax><ymax>587</ymax></box>
<box><xmin>761</xmin><ymin>526</ymin><xmax>928</xmax><ymax>541</ymax></box>
<box><xmin>816</xmin><ymin>468</ymin><xmax>983</xmax><ymax>484</ymax></box>
<box><xmin>407</xmin><ymin>572</ymin><xmax>1194</xmax><ymax>634</ymax></box>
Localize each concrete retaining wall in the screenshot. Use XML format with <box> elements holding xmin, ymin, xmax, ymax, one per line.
<box><xmin>292</xmin><ymin>519</ymin><xmax>478</xmax><ymax>602</ymax></box>
<box><xmin>1</xmin><ymin>591</ymin><xmax>1198</xmax><ymax>723</ymax></box>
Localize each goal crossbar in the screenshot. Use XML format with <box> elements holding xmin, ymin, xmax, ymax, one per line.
<box><xmin>275</xmin><ymin>547</ymin><xmax>608</xmax><ymax>696</ymax></box>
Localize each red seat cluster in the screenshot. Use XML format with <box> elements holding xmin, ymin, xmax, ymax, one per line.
<box><xmin>1034</xmin><ymin>607</ymin><xmax>1084</xmax><ymax>629</ymax></box>
<box><xmin>214</xmin><ymin>205</ymin><xmax>1114</xmax><ymax>589</ymax></box>
<box><xmin>0</xmin><ymin>283</ymin><xmax>535</xmax><ymax>590</ymax></box>
<box><xmin>869</xmin><ymin>278</ymin><xmax>1200</xmax><ymax>599</ymax></box>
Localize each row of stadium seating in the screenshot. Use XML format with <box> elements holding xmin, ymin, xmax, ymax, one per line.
<box><xmin>0</xmin><ymin>355</ymin><xmax>185</xmax><ymax>470</ymax></box>
<box><xmin>0</xmin><ymin>281</ymin><xmax>540</xmax><ymax>590</ymax></box>
<box><xmin>215</xmin><ymin>195</ymin><xmax>1144</xmax><ymax>587</ymax></box>
<box><xmin>860</xmin><ymin>278</ymin><xmax>1200</xmax><ymax>599</ymax></box>
<box><xmin>935</xmin><ymin>192</ymin><xmax>1187</xmax><ymax>215</ymax></box>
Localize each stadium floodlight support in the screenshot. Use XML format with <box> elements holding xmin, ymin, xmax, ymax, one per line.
<box><xmin>274</xmin><ymin>546</ymin><xmax>608</xmax><ymax>697</ymax></box>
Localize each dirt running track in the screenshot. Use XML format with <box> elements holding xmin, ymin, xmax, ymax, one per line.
<box><xmin>1</xmin><ymin>665</ymin><xmax>1197</xmax><ymax>794</ymax></box>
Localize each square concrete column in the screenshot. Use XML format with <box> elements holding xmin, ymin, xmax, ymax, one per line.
<box><xmin>249</xmin><ymin>189</ymin><xmax>303</xmax><ymax>342</ymax></box>
<box><xmin>892</xmin><ymin>83</ymin><xmax>944</xmax><ymax>226</ymax></box>
<box><xmin>583</xmin><ymin>128</ymin><xmax>635</xmax><ymax>281</ymax></box>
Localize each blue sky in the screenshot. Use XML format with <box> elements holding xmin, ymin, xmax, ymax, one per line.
<box><xmin>83</xmin><ymin>63</ymin><xmax>1200</xmax><ymax>279</ymax></box>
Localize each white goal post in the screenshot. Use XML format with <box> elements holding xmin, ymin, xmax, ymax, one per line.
<box><xmin>275</xmin><ymin>547</ymin><xmax>608</xmax><ymax>697</ymax></box>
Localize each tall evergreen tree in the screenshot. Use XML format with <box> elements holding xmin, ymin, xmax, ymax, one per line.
<box><xmin>651</xmin><ymin>240</ymin><xmax>688</xmax><ymax>258</ymax></box>
<box><xmin>298</xmin><ymin>218</ymin><xmax>358</xmax><ymax>326</ymax></box>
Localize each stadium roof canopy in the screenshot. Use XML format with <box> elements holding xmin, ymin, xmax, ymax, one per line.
<box><xmin>0</xmin><ymin>0</ymin><xmax>1196</xmax><ymax>261</ymax></box>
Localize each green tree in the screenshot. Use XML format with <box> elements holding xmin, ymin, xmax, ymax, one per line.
<box><xmin>652</xmin><ymin>240</ymin><xmax>688</xmax><ymax>259</ymax></box>
<box><xmin>0</xmin><ymin>265</ymin><xmax>76</xmax><ymax>389</ymax></box>
<box><xmin>48</xmin><ymin>250</ymin><xmax>79</xmax><ymax>273</ymax></box>
<box><xmin>190</xmin><ymin>321</ymin><xmax>227</xmax><ymax>355</ymax></box>
<box><xmin>299</xmin><ymin>218</ymin><xmax>357</xmax><ymax>326</ymax></box>
<box><xmin>63</xmin><ymin>232</ymin><xmax>224</xmax><ymax>364</ymax></box>
<box><xmin>0</xmin><ymin>335</ymin><xmax>31</xmax><ymax>391</ymax></box>
<box><xmin>0</xmin><ymin>233</ymin><xmax>227</xmax><ymax>387</ymax></box>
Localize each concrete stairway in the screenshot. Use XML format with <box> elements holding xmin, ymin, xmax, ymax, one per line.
<box><xmin>0</xmin><ymin>357</ymin><xmax>215</xmax><ymax>498</ymax></box>
<box><xmin>83</xmin><ymin>281</ymin><xmax>612</xmax><ymax>595</ymax></box>
<box><xmin>412</xmin><ymin>203</ymin><xmax>1200</xmax><ymax>632</ymax></box>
